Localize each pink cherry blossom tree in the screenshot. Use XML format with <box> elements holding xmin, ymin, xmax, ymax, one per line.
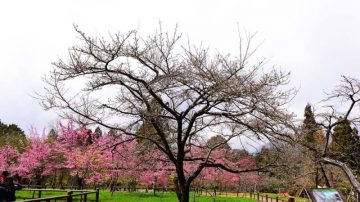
<box><xmin>0</xmin><ymin>145</ymin><xmax>20</xmax><ymax>174</ymax></box>
<box><xmin>1</xmin><ymin>120</ymin><xmax>263</xmax><ymax>196</ymax></box>
<box><xmin>16</xmin><ymin>129</ymin><xmax>55</xmax><ymax>186</ymax></box>
<box><xmin>54</xmin><ymin>122</ymin><xmax>113</xmax><ymax>189</ymax></box>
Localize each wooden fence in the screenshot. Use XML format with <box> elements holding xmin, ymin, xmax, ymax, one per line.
<box><xmin>249</xmin><ymin>192</ymin><xmax>294</xmax><ymax>202</ymax></box>
<box><xmin>18</xmin><ymin>188</ymin><xmax>99</xmax><ymax>202</ymax></box>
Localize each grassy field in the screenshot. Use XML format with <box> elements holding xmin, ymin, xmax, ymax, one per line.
<box><xmin>16</xmin><ymin>190</ymin><xmax>257</xmax><ymax>202</ymax></box>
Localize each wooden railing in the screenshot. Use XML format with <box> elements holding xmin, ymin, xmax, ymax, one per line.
<box><xmin>249</xmin><ymin>192</ymin><xmax>293</xmax><ymax>202</ymax></box>
<box><xmin>18</xmin><ymin>188</ymin><xmax>99</xmax><ymax>202</ymax></box>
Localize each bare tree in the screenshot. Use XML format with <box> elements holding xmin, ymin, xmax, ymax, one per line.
<box><xmin>315</xmin><ymin>76</ymin><xmax>360</xmax><ymax>196</ymax></box>
<box><xmin>40</xmin><ymin>26</ymin><xmax>295</xmax><ymax>202</ymax></box>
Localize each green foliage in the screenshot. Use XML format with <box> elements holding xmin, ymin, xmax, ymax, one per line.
<box><xmin>229</xmin><ymin>149</ymin><xmax>250</xmax><ymax>162</ymax></box>
<box><xmin>94</xmin><ymin>127</ymin><xmax>103</xmax><ymax>139</ymax></box>
<box><xmin>136</xmin><ymin>99</ymin><xmax>169</xmax><ymax>153</ymax></box>
<box><xmin>301</xmin><ymin>104</ymin><xmax>323</xmax><ymax>151</ymax></box>
<box><xmin>299</xmin><ymin>104</ymin><xmax>331</xmax><ymax>188</ymax></box>
<box><xmin>330</xmin><ymin>119</ymin><xmax>360</xmax><ymax>174</ymax></box>
<box><xmin>207</xmin><ymin>135</ymin><xmax>231</xmax><ymax>151</ymax></box>
<box><xmin>136</xmin><ymin>120</ymin><xmax>160</xmax><ymax>153</ymax></box>
<box><xmin>0</xmin><ymin>120</ymin><xmax>27</xmax><ymax>151</ymax></box>
<box><xmin>332</xmin><ymin>120</ymin><xmax>359</xmax><ymax>150</ymax></box>
<box><xmin>85</xmin><ymin>129</ymin><xmax>93</xmax><ymax>145</ymax></box>
<box><xmin>46</xmin><ymin>129</ymin><xmax>58</xmax><ymax>143</ymax></box>
<box><xmin>254</xmin><ymin>147</ymin><xmax>303</xmax><ymax>193</ymax></box>
<box><xmin>108</xmin><ymin>129</ymin><xmax>118</xmax><ymax>137</ymax></box>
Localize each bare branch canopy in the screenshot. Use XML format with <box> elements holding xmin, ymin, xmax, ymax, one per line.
<box><xmin>40</xmin><ymin>26</ymin><xmax>296</xmax><ymax>202</ymax></box>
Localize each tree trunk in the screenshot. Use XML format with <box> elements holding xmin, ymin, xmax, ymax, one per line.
<box><xmin>315</xmin><ymin>162</ymin><xmax>319</xmax><ymax>188</ymax></box>
<box><xmin>180</xmin><ymin>187</ymin><xmax>190</xmax><ymax>202</ymax></box>
<box><xmin>35</xmin><ymin>172</ymin><xmax>42</xmax><ymax>188</ymax></box>
<box><xmin>173</xmin><ymin>177</ymin><xmax>190</xmax><ymax>202</ymax></box>
<box><xmin>51</xmin><ymin>170</ymin><xmax>57</xmax><ymax>188</ymax></box>
<box><xmin>59</xmin><ymin>171</ymin><xmax>65</xmax><ymax>189</ymax></box>
<box><xmin>319</xmin><ymin>163</ymin><xmax>331</xmax><ymax>187</ymax></box>
<box><xmin>320</xmin><ymin>157</ymin><xmax>360</xmax><ymax>193</ymax></box>
<box><xmin>75</xmin><ymin>175</ymin><xmax>84</xmax><ymax>190</ymax></box>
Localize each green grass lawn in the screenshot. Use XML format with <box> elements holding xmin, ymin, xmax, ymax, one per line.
<box><xmin>16</xmin><ymin>190</ymin><xmax>257</xmax><ymax>202</ymax></box>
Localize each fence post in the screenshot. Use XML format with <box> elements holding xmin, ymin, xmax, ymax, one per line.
<box><xmin>95</xmin><ymin>188</ymin><xmax>100</xmax><ymax>202</ymax></box>
<box><xmin>288</xmin><ymin>196</ymin><xmax>295</xmax><ymax>202</ymax></box>
<box><xmin>250</xmin><ymin>192</ymin><xmax>252</xmax><ymax>198</ymax></box>
<box><xmin>38</xmin><ymin>190</ymin><xmax>42</xmax><ymax>198</ymax></box>
<box><xmin>276</xmin><ymin>196</ymin><xmax>279</xmax><ymax>202</ymax></box>
<box><xmin>83</xmin><ymin>193</ymin><xmax>87</xmax><ymax>202</ymax></box>
<box><xmin>257</xmin><ymin>193</ymin><xmax>260</xmax><ymax>201</ymax></box>
<box><xmin>67</xmin><ymin>191</ymin><xmax>73</xmax><ymax>202</ymax></box>
<box><xmin>266</xmin><ymin>194</ymin><xmax>268</xmax><ymax>202</ymax></box>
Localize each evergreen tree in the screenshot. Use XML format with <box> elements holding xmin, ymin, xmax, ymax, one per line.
<box><xmin>330</xmin><ymin>119</ymin><xmax>360</xmax><ymax>174</ymax></box>
<box><xmin>302</xmin><ymin>104</ymin><xmax>317</xmax><ymax>148</ymax></box>
<box><xmin>254</xmin><ymin>146</ymin><xmax>303</xmax><ymax>193</ymax></box>
<box><xmin>85</xmin><ymin>129</ymin><xmax>93</xmax><ymax>145</ymax></box>
<box><xmin>108</xmin><ymin>129</ymin><xmax>117</xmax><ymax>137</ymax></box>
<box><xmin>207</xmin><ymin>135</ymin><xmax>231</xmax><ymax>151</ymax></box>
<box><xmin>0</xmin><ymin>120</ymin><xmax>27</xmax><ymax>151</ymax></box>
<box><xmin>136</xmin><ymin>99</ymin><xmax>169</xmax><ymax>153</ymax></box>
<box><xmin>301</xmin><ymin>104</ymin><xmax>327</xmax><ymax>187</ymax></box>
<box><xmin>94</xmin><ymin>127</ymin><xmax>102</xmax><ymax>139</ymax></box>
<box><xmin>46</xmin><ymin>129</ymin><xmax>58</xmax><ymax>143</ymax></box>
<box><xmin>229</xmin><ymin>149</ymin><xmax>250</xmax><ymax>162</ymax></box>
<box><xmin>301</xmin><ymin>104</ymin><xmax>325</xmax><ymax>152</ymax></box>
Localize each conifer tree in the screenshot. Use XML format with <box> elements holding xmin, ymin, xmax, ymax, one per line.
<box><xmin>94</xmin><ymin>127</ymin><xmax>103</xmax><ymax>139</ymax></box>
<box><xmin>330</xmin><ymin>119</ymin><xmax>360</xmax><ymax>174</ymax></box>
<box><xmin>47</xmin><ymin>129</ymin><xmax>58</xmax><ymax>143</ymax></box>
<box><xmin>301</xmin><ymin>104</ymin><xmax>327</xmax><ymax>187</ymax></box>
<box><xmin>302</xmin><ymin>104</ymin><xmax>318</xmax><ymax>149</ymax></box>
<box><xmin>0</xmin><ymin>120</ymin><xmax>27</xmax><ymax>151</ymax></box>
<box><xmin>207</xmin><ymin>135</ymin><xmax>231</xmax><ymax>151</ymax></box>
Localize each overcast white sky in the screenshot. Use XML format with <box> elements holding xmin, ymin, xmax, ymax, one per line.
<box><xmin>1</xmin><ymin>0</ymin><xmax>359</xmax><ymax>135</ymax></box>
